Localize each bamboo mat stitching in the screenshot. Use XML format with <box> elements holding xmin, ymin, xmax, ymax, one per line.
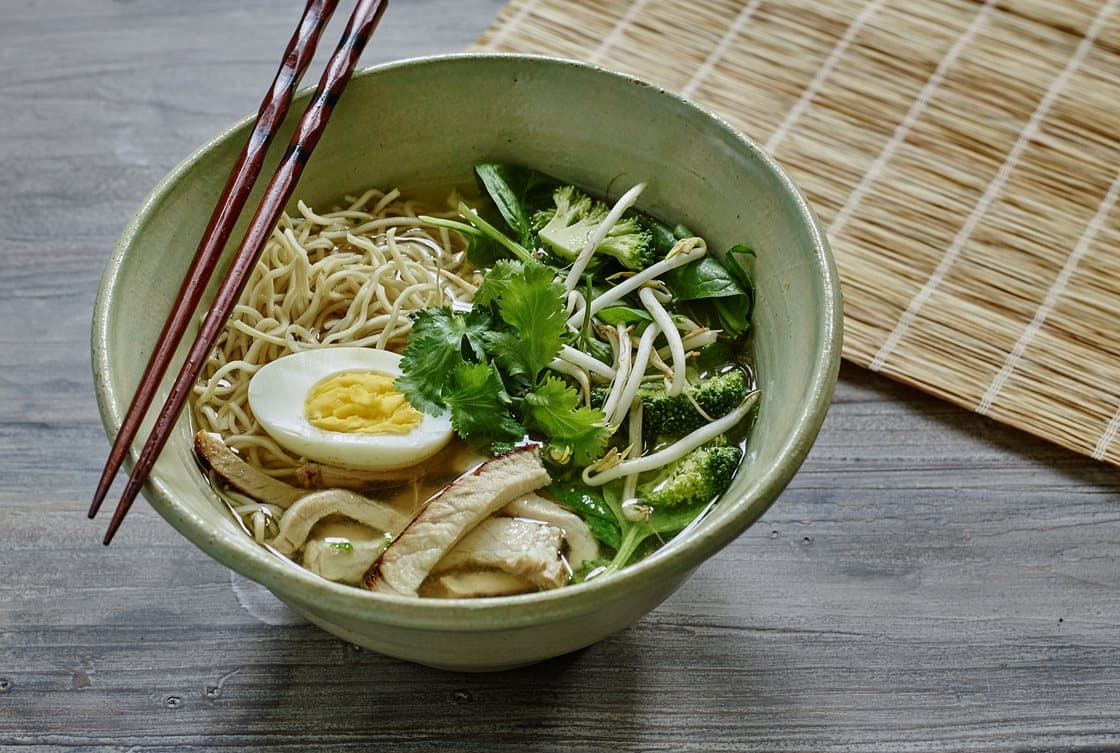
<box><xmin>1099</xmin><ymin>378</ymin><xmax>1120</xmax><ymax>459</ymax></box>
<box><xmin>766</xmin><ymin>0</ymin><xmax>886</xmax><ymax>153</ymax></box>
<box><xmin>680</xmin><ymin>1</ymin><xmax>763</xmax><ymax>98</ymax></box>
<box><xmin>869</xmin><ymin>0</ymin><xmax>1120</xmax><ymax>372</ymax></box>
<box><xmin>591</xmin><ymin>0</ymin><xmax>651</xmax><ymax>63</ymax></box>
<box><xmin>484</xmin><ymin>0</ymin><xmax>541</xmax><ymax>51</ymax></box>
<box><xmin>982</xmin><ymin>167</ymin><xmax>1120</xmax><ymax>426</ymax></box>
<box><xmin>826</xmin><ymin>0</ymin><xmax>999</xmax><ymax>240</ymax></box>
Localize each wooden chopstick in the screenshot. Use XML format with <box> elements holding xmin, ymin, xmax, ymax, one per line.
<box><xmin>100</xmin><ymin>0</ymin><xmax>390</xmax><ymax>544</ymax></box>
<box><xmin>88</xmin><ymin>0</ymin><xmax>341</xmax><ymax>520</ymax></box>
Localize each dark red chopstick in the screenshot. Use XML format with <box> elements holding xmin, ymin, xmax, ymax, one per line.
<box><xmin>88</xmin><ymin>0</ymin><xmax>341</xmax><ymax>520</ymax></box>
<box><xmin>101</xmin><ymin>0</ymin><xmax>389</xmax><ymax>545</ymax></box>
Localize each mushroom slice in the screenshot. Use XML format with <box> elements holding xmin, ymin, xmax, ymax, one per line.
<box><xmin>270</xmin><ymin>489</ymin><xmax>404</xmax><ymax>556</ymax></box>
<box><xmin>502</xmin><ymin>493</ymin><xmax>600</xmax><ymax>569</ymax></box>
<box><xmin>424</xmin><ymin>571</ymin><xmax>535</xmax><ymax>599</ymax></box>
<box><xmin>194</xmin><ymin>431</ymin><xmax>305</xmax><ymax>508</ymax></box>
<box><xmin>363</xmin><ymin>445</ymin><xmax>551</xmax><ymax>596</ymax></box>
<box><xmin>431</xmin><ymin>517</ymin><xmax>569</xmax><ymax>591</ymax></box>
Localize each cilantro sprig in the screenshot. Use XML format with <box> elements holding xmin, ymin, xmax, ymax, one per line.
<box><xmin>396</xmin><ymin>258</ymin><xmax>610</xmax><ymax>465</ymax></box>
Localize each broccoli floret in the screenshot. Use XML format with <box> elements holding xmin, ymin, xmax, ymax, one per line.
<box><xmin>532</xmin><ymin>185</ymin><xmax>655</xmax><ymax>271</ymax></box>
<box><xmin>639</xmin><ymin>369</ymin><xmax>749</xmax><ymax>438</ymax></box>
<box><xmin>640</xmin><ymin>440</ymin><xmax>742</xmax><ymax>509</ymax></box>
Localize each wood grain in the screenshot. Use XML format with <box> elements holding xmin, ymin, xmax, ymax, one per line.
<box><xmin>2</xmin><ymin>1</ymin><xmax>1119</xmax><ymax>751</ymax></box>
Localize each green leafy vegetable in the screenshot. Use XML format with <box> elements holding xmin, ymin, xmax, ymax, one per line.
<box><xmin>646</xmin><ymin>217</ymin><xmax>679</xmax><ymax>255</ymax></box>
<box><xmin>443</xmin><ymin>362</ymin><xmax>524</xmax><ymax>446</ymax></box>
<box><xmin>665</xmin><ymin>253</ymin><xmax>753</xmax><ymax>335</ymax></box>
<box><xmin>665</xmin><ymin>255</ymin><xmax>746</xmax><ymax>301</ymax></box>
<box><xmin>594</xmin><ymin>304</ymin><xmax>653</xmax><ymax>328</ymax></box>
<box><xmin>395</xmin><ymin>307</ymin><xmax>493</xmax><ymax>413</ymax></box>
<box><xmin>523</xmin><ymin>375</ymin><xmax>611</xmax><ymax>465</ymax></box>
<box><xmin>721</xmin><ymin>243</ymin><xmax>756</xmax><ymax>322</ymax></box>
<box><xmin>396</xmin><ymin>257</ymin><xmax>609</xmax><ymax>459</ymax></box>
<box><xmin>474</xmin><ymin>163</ymin><xmax>555</xmax><ymax>246</ymax></box>
<box><xmin>486</xmin><ymin>261</ymin><xmax>568</xmax><ymax>378</ymax></box>
<box><xmin>672</xmin><ymin>223</ymin><xmax>694</xmax><ymax>240</ymax></box>
<box><xmin>472</xmin><ymin>258</ymin><xmax>520</xmax><ymax>308</ymax></box>
<box><xmin>547</xmin><ymin>481</ymin><xmax>621</xmax><ymax>549</ymax></box>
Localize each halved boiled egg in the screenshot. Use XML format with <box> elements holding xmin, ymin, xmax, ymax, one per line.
<box><xmin>247</xmin><ymin>347</ymin><xmax>452</xmax><ymax>471</ymax></box>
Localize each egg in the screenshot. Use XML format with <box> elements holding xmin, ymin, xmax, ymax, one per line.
<box><xmin>247</xmin><ymin>347</ymin><xmax>453</xmax><ymax>471</ymax></box>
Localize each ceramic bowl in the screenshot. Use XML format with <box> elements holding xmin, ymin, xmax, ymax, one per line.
<box><xmin>92</xmin><ymin>54</ymin><xmax>842</xmax><ymax>671</ymax></box>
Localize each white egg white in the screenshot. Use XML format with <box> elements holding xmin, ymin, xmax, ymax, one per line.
<box><xmin>247</xmin><ymin>347</ymin><xmax>453</xmax><ymax>471</ymax></box>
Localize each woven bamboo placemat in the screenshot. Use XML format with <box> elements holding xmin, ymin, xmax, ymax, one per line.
<box><xmin>475</xmin><ymin>0</ymin><xmax>1120</xmax><ymax>466</ymax></box>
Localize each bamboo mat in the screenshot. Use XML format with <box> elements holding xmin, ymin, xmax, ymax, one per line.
<box><xmin>475</xmin><ymin>0</ymin><xmax>1120</xmax><ymax>466</ymax></box>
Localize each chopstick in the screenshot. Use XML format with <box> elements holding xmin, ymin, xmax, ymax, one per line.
<box><xmin>88</xmin><ymin>0</ymin><xmax>341</xmax><ymax>520</ymax></box>
<box><xmin>98</xmin><ymin>0</ymin><xmax>390</xmax><ymax>544</ymax></box>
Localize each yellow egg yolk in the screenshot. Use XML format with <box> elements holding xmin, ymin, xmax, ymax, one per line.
<box><xmin>304</xmin><ymin>371</ymin><xmax>423</xmax><ymax>435</ymax></box>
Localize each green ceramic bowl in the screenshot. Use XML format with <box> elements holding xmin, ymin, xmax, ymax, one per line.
<box><xmin>92</xmin><ymin>54</ymin><xmax>842</xmax><ymax>671</ymax></box>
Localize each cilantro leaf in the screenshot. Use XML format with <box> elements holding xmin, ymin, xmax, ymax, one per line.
<box><xmin>472</xmin><ymin>259</ymin><xmax>521</xmax><ymax>309</ymax></box>
<box><xmin>522</xmin><ymin>375</ymin><xmax>610</xmax><ymax>466</ymax></box>
<box><xmin>490</xmin><ymin>259</ymin><xmax>567</xmax><ymax>379</ymax></box>
<box><xmin>395</xmin><ymin>307</ymin><xmax>492</xmax><ymax>413</ymax></box>
<box><xmin>483</xmin><ymin>330</ymin><xmax>535</xmax><ymax>379</ymax></box>
<box><xmin>443</xmin><ymin>362</ymin><xmax>525</xmax><ymax>448</ymax></box>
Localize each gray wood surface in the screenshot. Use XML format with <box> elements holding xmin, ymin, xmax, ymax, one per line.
<box><xmin>2</xmin><ymin>1</ymin><xmax>1118</xmax><ymax>750</ymax></box>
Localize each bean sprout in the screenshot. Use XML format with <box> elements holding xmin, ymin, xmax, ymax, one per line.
<box><xmin>563</xmin><ymin>182</ymin><xmax>646</xmax><ymax>293</ymax></box>
<box><xmin>583</xmin><ymin>391</ymin><xmax>761</xmax><ymax>486</ymax></box>
<box><xmin>557</xmin><ymin>345</ymin><xmax>615</xmax><ymax>380</ymax></box>
<box><xmin>609</xmin><ymin>323</ymin><xmax>659</xmax><ymax>429</ymax></box>
<box><xmin>640</xmin><ymin>286</ymin><xmax>687</xmax><ymax>396</ymax></box>
<box><xmin>571</xmin><ymin>241</ymin><xmax>706</xmax><ymax>327</ymax></box>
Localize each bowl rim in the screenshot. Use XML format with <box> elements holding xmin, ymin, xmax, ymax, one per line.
<box><xmin>91</xmin><ymin>51</ymin><xmax>842</xmax><ymax>630</ymax></box>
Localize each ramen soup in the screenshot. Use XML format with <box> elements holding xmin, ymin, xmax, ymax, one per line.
<box><xmin>191</xmin><ymin>163</ymin><xmax>759</xmax><ymax>599</ymax></box>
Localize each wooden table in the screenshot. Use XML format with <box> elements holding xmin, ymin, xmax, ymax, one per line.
<box><xmin>2</xmin><ymin>1</ymin><xmax>1117</xmax><ymax>749</ymax></box>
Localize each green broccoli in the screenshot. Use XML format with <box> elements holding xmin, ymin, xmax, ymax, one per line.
<box><xmin>638</xmin><ymin>369</ymin><xmax>750</xmax><ymax>438</ymax></box>
<box><xmin>639</xmin><ymin>440</ymin><xmax>742</xmax><ymax>509</ymax></box>
<box><xmin>531</xmin><ymin>185</ymin><xmax>655</xmax><ymax>271</ymax></box>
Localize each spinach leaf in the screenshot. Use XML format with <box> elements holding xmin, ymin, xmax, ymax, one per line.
<box><xmin>665</xmin><ymin>255</ymin><xmax>746</xmax><ymax>301</ymax></box>
<box><xmin>672</xmin><ymin>223</ymin><xmax>694</xmax><ymax>240</ymax></box>
<box><xmin>724</xmin><ymin>245</ymin><xmax>756</xmax><ymax>316</ymax></box>
<box><xmin>648</xmin><ymin>499</ymin><xmax>712</xmax><ymax>535</ymax></box>
<box><xmin>474</xmin><ymin>163</ymin><xmax>530</xmax><ymax>243</ymax></box>
<box><xmin>645</xmin><ymin>216</ymin><xmax>678</xmax><ymax>255</ymax></box>
<box><xmin>595</xmin><ymin>304</ymin><xmax>652</xmax><ymax>328</ymax></box>
<box><xmin>548</xmin><ymin>481</ymin><xmax>622</xmax><ymax>550</ymax></box>
<box><xmin>664</xmin><ymin>250</ymin><xmax>756</xmax><ymax>335</ymax></box>
<box><xmin>416</xmin><ymin>214</ymin><xmax>505</xmax><ymax>268</ymax></box>
<box><xmin>474</xmin><ymin>163</ymin><xmax>555</xmax><ymax>246</ymax></box>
